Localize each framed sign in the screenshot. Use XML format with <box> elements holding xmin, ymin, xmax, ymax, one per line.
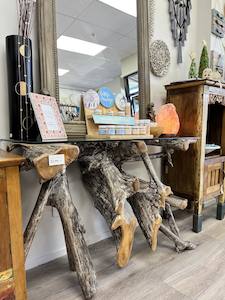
<box><xmin>30</xmin><ymin>93</ymin><xmax>67</xmax><ymax>141</ymax></box>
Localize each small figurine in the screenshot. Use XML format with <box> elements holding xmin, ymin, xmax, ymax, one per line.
<box><xmin>147</xmin><ymin>103</ymin><xmax>156</xmax><ymax>122</ymax></box>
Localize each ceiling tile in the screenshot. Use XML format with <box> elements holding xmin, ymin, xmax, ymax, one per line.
<box><xmin>56</xmin><ymin>13</ymin><xmax>75</xmax><ymax>37</ymax></box>
<box><xmin>64</xmin><ymin>19</ymin><xmax>125</xmax><ymax>47</ymax></box>
<box><xmin>126</xmin><ymin>25</ymin><xmax>137</xmax><ymax>40</ymax></box>
<box><xmin>56</xmin><ymin>0</ymin><xmax>93</xmax><ymax>18</ymax></box>
<box><xmin>78</xmin><ymin>0</ymin><xmax>137</xmax><ymax>35</ymax></box>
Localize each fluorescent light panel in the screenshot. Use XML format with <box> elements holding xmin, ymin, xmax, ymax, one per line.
<box><xmin>58</xmin><ymin>68</ymin><xmax>69</xmax><ymax>76</ymax></box>
<box><xmin>99</xmin><ymin>0</ymin><xmax>137</xmax><ymax>17</ymax></box>
<box><xmin>57</xmin><ymin>36</ymin><xmax>106</xmax><ymax>56</ymax></box>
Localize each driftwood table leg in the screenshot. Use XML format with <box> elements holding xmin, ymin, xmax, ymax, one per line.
<box><xmin>23</xmin><ymin>177</ymin><xmax>59</xmax><ymax>258</ymax></box>
<box><xmin>48</xmin><ymin>171</ymin><xmax>96</xmax><ymax>299</ymax></box>
<box><xmin>159</xmin><ymin>224</ymin><xmax>195</xmax><ymax>252</ymax></box>
<box><xmin>135</xmin><ymin>141</ymin><xmax>196</xmax><ymax>252</ymax></box>
<box><xmin>135</xmin><ymin>141</ymin><xmax>173</xmax><ymax>207</ymax></box>
<box><xmin>164</xmin><ymin>202</ymin><xmax>180</xmax><ymax>237</ymax></box>
<box><xmin>128</xmin><ymin>191</ymin><xmax>162</xmax><ymax>251</ymax></box>
<box><xmin>63</xmin><ymin>231</ymin><xmax>76</xmax><ymax>272</ymax></box>
<box><xmin>79</xmin><ymin>154</ymin><xmax>138</xmax><ymax>268</ymax></box>
<box><xmin>128</xmin><ymin>191</ymin><xmax>196</xmax><ymax>252</ymax></box>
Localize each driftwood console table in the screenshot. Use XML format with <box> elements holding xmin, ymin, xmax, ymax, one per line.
<box><xmin>1</xmin><ymin>136</ymin><xmax>197</xmax><ymax>299</ymax></box>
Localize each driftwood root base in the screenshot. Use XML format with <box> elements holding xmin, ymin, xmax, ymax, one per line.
<box><xmin>79</xmin><ymin>141</ymin><xmax>196</xmax><ymax>268</ymax></box>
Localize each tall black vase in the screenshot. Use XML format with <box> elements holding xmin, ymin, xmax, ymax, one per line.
<box><xmin>6</xmin><ymin>35</ymin><xmax>39</xmax><ymax>141</ymax></box>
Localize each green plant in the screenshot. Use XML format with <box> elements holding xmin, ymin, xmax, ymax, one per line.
<box><xmin>188</xmin><ymin>52</ymin><xmax>198</xmax><ymax>79</ymax></box>
<box><xmin>198</xmin><ymin>41</ymin><xmax>209</xmax><ymax>78</ymax></box>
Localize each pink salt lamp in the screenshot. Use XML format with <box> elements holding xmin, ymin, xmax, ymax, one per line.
<box><xmin>156</xmin><ymin>104</ymin><xmax>180</xmax><ymax>135</ymax></box>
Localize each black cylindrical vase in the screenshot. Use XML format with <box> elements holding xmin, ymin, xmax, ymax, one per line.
<box><xmin>6</xmin><ymin>35</ymin><xmax>39</xmax><ymax>141</ymax></box>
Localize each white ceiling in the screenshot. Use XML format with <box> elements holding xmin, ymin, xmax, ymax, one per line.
<box><xmin>56</xmin><ymin>0</ymin><xmax>137</xmax><ymax>90</ymax></box>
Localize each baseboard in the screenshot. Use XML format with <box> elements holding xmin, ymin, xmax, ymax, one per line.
<box><xmin>25</xmin><ymin>247</ymin><xmax>67</xmax><ymax>270</ymax></box>
<box><xmin>86</xmin><ymin>230</ymin><xmax>111</xmax><ymax>246</ymax></box>
<box><xmin>25</xmin><ymin>230</ymin><xmax>111</xmax><ymax>271</ymax></box>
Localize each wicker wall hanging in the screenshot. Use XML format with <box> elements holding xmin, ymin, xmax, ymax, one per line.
<box><xmin>168</xmin><ymin>0</ymin><xmax>192</xmax><ymax>64</ymax></box>
<box><xmin>150</xmin><ymin>40</ymin><xmax>171</xmax><ymax>77</ymax></box>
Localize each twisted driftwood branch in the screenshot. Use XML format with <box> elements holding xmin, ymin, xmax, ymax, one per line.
<box><xmin>78</xmin><ymin>140</ymin><xmax>196</xmax><ymax>267</ymax></box>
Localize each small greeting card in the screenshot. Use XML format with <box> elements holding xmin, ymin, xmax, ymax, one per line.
<box><xmin>30</xmin><ymin>93</ymin><xmax>67</xmax><ymax>141</ymax></box>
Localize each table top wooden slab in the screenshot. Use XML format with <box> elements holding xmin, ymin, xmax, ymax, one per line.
<box><xmin>0</xmin><ymin>150</ymin><xmax>25</xmax><ymax>168</ymax></box>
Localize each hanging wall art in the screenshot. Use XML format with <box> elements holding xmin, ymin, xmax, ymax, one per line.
<box><xmin>168</xmin><ymin>0</ymin><xmax>192</xmax><ymax>64</ymax></box>
<box><xmin>150</xmin><ymin>40</ymin><xmax>171</xmax><ymax>77</ymax></box>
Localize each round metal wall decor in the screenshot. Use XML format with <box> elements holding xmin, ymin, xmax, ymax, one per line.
<box><xmin>149</xmin><ymin>40</ymin><xmax>171</xmax><ymax>77</ymax></box>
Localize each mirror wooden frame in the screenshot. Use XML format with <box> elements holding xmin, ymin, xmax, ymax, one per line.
<box><xmin>37</xmin><ymin>0</ymin><xmax>153</xmax><ymax>122</ymax></box>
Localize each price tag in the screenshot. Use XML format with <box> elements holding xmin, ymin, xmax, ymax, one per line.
<box><xmin>48</xmin><ymin>154</ymin><xmax>65</xmax><ymax>166</ymax></box>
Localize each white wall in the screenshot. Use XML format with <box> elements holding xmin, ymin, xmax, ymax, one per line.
<box><xmin>0</xmin><ymin>1</ymin><xmax>17</xmax><ymax>138</ymax></box>
<box><xmin>121</xmin><ymin>53</ymin><xmax>138</xmax><ymax>78</ymax></box>
<box><xmin>100</xmin><ymin>76</ymin><xmax>122</xmax><ymax>94</ymax></box>
<box><xmin>150</xmin><ymin>0</ymin><xmax>199</xmax><ymax>110</ymax></box>
<box><xmin>0</xmin><ymin>1</ymin><xmax>214</xmax><ymax>270</ymax></box>
<box><xmin>211</xmin><ymin>0</ymin><xmax>225</xmax><ymax>55</ymax></box>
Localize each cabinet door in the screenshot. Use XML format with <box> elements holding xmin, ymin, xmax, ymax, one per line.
<box><xmin>204</xmin><ymin>159</ymin><xmax>225</xmax><ymax>199</ymax></box>
<box><xmin>0</xmin><ymin>169</ymin><xmax>15</xmax><ymax>300</ymax></box>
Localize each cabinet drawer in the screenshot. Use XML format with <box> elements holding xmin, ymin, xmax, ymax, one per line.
<box><xmin>0</xmin><ymin>271</ymin><xmax>15</xmax><ymax>300</ymax></box>
<box><xmin>204</xmin><ymin>156</ymin><xmax>225</xmax><ymax>199</ymax></box>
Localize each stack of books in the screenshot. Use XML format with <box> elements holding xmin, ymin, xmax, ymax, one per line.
<box><xmin>64</xmin><ymin>121</ymin><xmax>87</xmax><ymax>138</ymax></box>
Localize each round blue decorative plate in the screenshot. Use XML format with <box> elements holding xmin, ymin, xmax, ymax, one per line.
<box><xmin>98</xmin><ymin>87</ymin><xmax>115</xmax><ymax>108</ymax></box>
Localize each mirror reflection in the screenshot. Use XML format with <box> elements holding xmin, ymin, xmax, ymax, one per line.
<box><xmin>56</xmin><ymin>0</ymin><xmax>138</xmax><ymax>123</ymax></box>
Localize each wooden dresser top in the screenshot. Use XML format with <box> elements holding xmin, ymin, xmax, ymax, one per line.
<box><xmin>0</xmin><ymin>150</ymin><xmax>24</xmax><ymax>168</ymax></box>
<box><xmin>165</xmin><ymin>79</ymin><xmax>225</xmax><ymax>91</ymax></box>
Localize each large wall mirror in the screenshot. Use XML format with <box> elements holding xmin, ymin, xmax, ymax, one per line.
<box><xmin>37</xmin><ymin>0</ymin><xmax>152</xmax><ymax>134</ymax></box>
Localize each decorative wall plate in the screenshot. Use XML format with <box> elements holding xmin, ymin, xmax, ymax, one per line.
<box><xmin>98</xmin><ymin>87</ymin><xmax>115</xmax><ymax>108</ymax></box>
<box><xmin>150</xmin><ymin>40</ymin><xmax>171</xmax><ymax>77</ymax></box>
<box><xmin>115</xmin><ymin>93</ymin><xmax>127</xmax><ymax>111</ymax></box>
<box><xmin>83</xmin><ymin>89</ymin><xmax>100</xmax><ymax>110</ymax></box>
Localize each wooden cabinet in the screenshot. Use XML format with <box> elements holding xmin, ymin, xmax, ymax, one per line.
<box><xmin>165</xmin><ymin>80</ymin><xmax>225</xmax><ymax>232</ymax></box>
<box><xmin>0</xmin><ymin>150</ymin><xmax>26</xmax><ymax>300</ymax></box>
<box><xmin>204</xmin><ymin>156</ymin><xmax>225</xmax><ymax>199</ymax></box>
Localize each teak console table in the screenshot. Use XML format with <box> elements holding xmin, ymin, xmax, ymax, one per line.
<box><xmin>166</xmin><ymin>80</ymin><xmax>225</xmax><ymax>233</ymax></box>
<box><xmin>2</xmin><ymin>136</ymin><xmax>197</xmax><ymax>300</ymax></box>
<box><xmin>0</xmin><ymin>150</ymin><xmax>26</xmax><ymax>300</ymax></box>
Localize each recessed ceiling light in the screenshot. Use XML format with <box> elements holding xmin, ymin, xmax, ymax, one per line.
<box><xmin>58</xmin><ymin>68</ymin><xmax>69</xmax><ymax>76</ymax></box>
<box><xmin>57</xmin><ymin>36</ymin><xmax>107</xmax><ymax>56</ymax></box>
<box><xmin>99</xmin><ymin>0</ymin><xmax>137</xmax><ymax>17</ymax></box>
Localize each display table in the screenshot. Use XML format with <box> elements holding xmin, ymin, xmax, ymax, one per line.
<box><xmin>1</xmin><ymin>136</ymin><xmax>197</xmax><ymax>299</ymax></box>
